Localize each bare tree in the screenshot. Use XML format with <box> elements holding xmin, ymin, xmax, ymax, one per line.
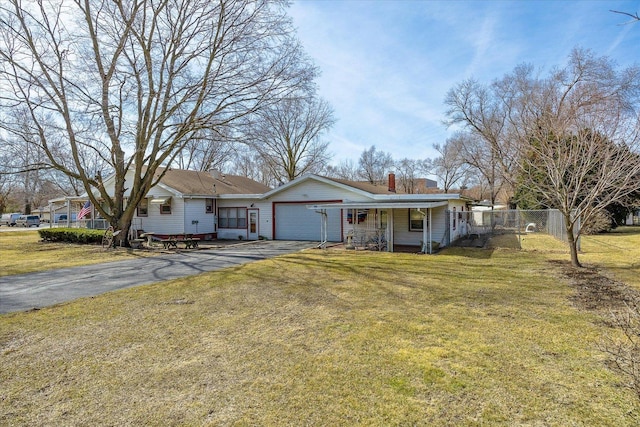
<box><xmin>0</xmin><ymin>158</ymin><xmax>17</xmax><ymax>214</ymax></box>
<box><xmin>174</xmin><ymin>128</ymin><xmax>235</xmax><ymax>172</ymax></box>
<box><xmin>451</xmin><ymin>131</ymin><xmax>505</xmax><ymax>207</ymax></box>
<box><xmin>513</xmin><ymin>49</ymin><xmax>640</xmax><ymax>266</ymax></box>
<box><xmin>432</xmin><ymin>135</ymin><xmax>471</xmax><ymax>192</ymax></box>
<box><xmin>0</xmin><ymin>108</ymin><xmax>84</xmax><ymax>212</ymax></box>
<box><xmin>447</xmin><ymin>48</ymin><xmax>640</xmax><ymax>267</ymax></box>
<box><xmin>394</xmin><ymin>158</ymin><xmax>430</xmax><ymax>194</ymax></box>
<box><xmin>324</xmin><ymin>159</ymin><xmax>359</xmax><ymax>181</ymax></box>
<box><xmin>358</xmin><ymin>145</ymin><xmax>394</xmax><ymax>184</ymax></box>
<box><xmin>0</xmin><ymin>0</ymin><xmax>315</xmax><ymax>244</ymax></box>
<box><xmin>226</xmin><ymin>146</ymin><xmax>276</xmax><ymax>187</ymax></box>
<box><xmin>247</xmin><ymin>96</ymin><xmax>334</xmax><ymax>182</ymax></box>
<box><xmin>445</xmin><ymin>76</ymin><xmax>519</xmax><ymax>201</ymax></box>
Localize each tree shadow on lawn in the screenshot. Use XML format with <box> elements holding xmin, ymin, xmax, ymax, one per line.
<box><xmin>486</xmin><ymin>233</ymin><xmax>522</xmax><ymax>250</ymax></box>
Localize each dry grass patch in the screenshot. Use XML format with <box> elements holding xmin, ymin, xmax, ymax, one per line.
<box><xmin>0</xmin><ymin>231</ymin><xmax>155</xmax><ymax>277</ymax></box>
<box><xmin>579</xmin><ymin>226</ymin><xmax>640</xmax><ymax>290</ymax></box>
<box><xmin>1</xmin><ymin>245</ymin><xmax>638</xmax><ymax>425</ymax></box>
<box><xmin>516</xmin><ymin>226</ymin><xmax>640</xmax><ymax>291</ymax></box>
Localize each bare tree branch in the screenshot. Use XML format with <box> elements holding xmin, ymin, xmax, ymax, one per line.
<box><xmin>0</xmin><ymin>0</ymin><xmax>316</xmax><ymax>243</ymax></box>
<box><xmin>611</xmin><ymin>9</ymin><xmax>640</xmax><ymax>24</ymax></box>
<box><xmin>246</xmin><ymin>96</ymin><xmax>335</xmax><ymax>182</ymax></box>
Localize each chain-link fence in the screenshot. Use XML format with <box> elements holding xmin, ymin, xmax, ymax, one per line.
<box><xmin>448</xmin><ymin>209</ymin><xmax>579</xmax><ymax>249</ymax></box>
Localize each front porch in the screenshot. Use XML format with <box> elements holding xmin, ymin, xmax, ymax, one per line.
<box><xmin>308</xmin><ymin>201</ymin><xmax>449</xmax><ymax>254</ymax></box>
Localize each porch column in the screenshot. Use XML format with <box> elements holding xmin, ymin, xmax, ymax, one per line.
<box><xmin>388</xmin><ymin>210</ymin><xmax>394</xmax><ymax>252</ymax></box>
<box><xmin>318</xmin><ymin>209</ymin><xmax>327</xmax><ymax>249</ymax></box>
<box><xmin>66</xmin><ymin>200</ymin><xmax>71</xmax><ymax>227</ymax></box>
<box><xmin>429</xmin><ymin>208</ymin><xmax>432</xmax><ymax>254</ymax></box>
<box><xmin>421</xmin><ymin>208</ymin><xmax>433</xmax><ymax>254</ymax></box>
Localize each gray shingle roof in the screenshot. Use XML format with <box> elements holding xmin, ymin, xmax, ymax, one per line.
<box><xmin>154</xmin><ymin>168</ymin><xmax>271</xmax><ymax>196</ymax></box>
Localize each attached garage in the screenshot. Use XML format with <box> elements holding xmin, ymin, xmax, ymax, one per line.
<box><xmin>274</xmin><ymin>202</ymin><xmax>342</xmax><ymax>241</ymax></box>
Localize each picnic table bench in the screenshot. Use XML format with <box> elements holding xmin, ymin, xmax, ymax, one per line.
<box><xmin>160</xmin><ymin>235</ymin><xmax>200</xmax><ymax>249</ymax></box>
<box><xmin>161</xmin><ymin>237</ymin><xmax>178</xmax><ymax>249</ymax></box>
<box><xmin>182</xmin><ymin>238</ymin><xmax>200</xmax><ymax>249</ymax></box>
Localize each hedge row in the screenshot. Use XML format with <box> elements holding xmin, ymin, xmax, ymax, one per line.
<box><xmin>39</xmin><ymin>228</ymin><xmax>105</xmax><ymax>244</ymax></box>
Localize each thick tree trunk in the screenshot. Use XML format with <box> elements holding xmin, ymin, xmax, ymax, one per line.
<box><xmin>117</xmin><ymin>216</ymin><xmax>132</xmax><ymax>247</ymax></box>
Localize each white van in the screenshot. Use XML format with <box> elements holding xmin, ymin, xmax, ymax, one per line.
<box><xmin>0</xmin><ymin>213</ymin><xmax>21</xmax><ymax>226</ymax></box>
<box><xmin>15</xmin><ymin>215</ymin><xmax>41</xmax><ymax>228</ymax></box>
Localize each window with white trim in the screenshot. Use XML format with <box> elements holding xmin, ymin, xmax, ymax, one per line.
<box><xmin>409</xmin><ymin>209</ymin><xmax>428</xmax><ymax>231</ymax></box>
<box><xmin>160</xmin><ymin>200</ymin><xmax>171</xmax><ymax>214</ymax></box>
<box><xmin>205</xmin><ymin>198</ymin><xmax>214</xmax><ymax>214</ymax></box>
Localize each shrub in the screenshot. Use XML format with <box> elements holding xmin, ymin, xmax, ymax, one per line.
<box><xmin>582</xmin><ymin>210</ymin><xmax>612</xmax><ymax>235</ymax></box>
<box><xmin>39</xmin><ymin>228</ymin><xmax>104</xmax><ymax>244</ymax></box>
<box><xmin>600</xmin><ymin>296</ymin><xmax>640</xmax><ymax>400</ymax></box>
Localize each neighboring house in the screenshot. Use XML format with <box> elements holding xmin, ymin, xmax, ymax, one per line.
<box><xmin>43</xmin><ymin>201</ymin><xmax>88</xmax><ymax>226</ymax></box>
<box><xmin>49</xmin><ymin>169</ymin><xmax>471</xmax><ymax>252</ymax></box>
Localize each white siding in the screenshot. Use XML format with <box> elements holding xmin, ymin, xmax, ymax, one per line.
<box><xmin>449</xmin><ymin>200</ymin><xmax>469</xmax><ymax>242</ymax></box>
<box><xmin>98</xmin><ymin>169</ymin><xmax>187</xmax><ymax>236</ymax></box>
<box><xmin>274</xmin><ymin>203</ymin><xmax>342</xmax><ymax>241</ymax></box>
<box><xmin>266</xmin><ymin>179</ymin><xmax>373</xmax><ymax>241</ymax></box>
<box><xmin>268</xmin><ymin>180</ymin><xmax>368</xmax><ymax>203</ymax></box>
<box><xmin>254</xmin><ymin>202</ymin><xmax>272</xmax><ymax>240</ymax></box>
<box><xmin>430</xmin><ymin>205</ymin><xmax>448</xmax><ymax>246</ymax></box>
<box><xmin>183</xmin><ymin>199</ymin><xmax>216</xmax><ymax>235</ymax></box>
<box><xmin>392</xmin><ymin>209</ymin><xmax>419</xmax><ymax>246</ymax></box>
<box><xmin>133</xmin><ymin>192</ymin><xmax>185</xmax><ymax>235</ymax></box>
<box><xmin>392</xmin><ymin>206</ymin><xmax>448</xmax><ymax>248</ymax></box>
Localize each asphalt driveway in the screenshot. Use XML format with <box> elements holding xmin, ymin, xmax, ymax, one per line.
<box><xmin>0</xmin><ymin>240</ymin><xmax>314</xmax><ymax>314</ymax></box>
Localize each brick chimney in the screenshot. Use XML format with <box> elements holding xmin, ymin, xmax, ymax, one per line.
<box><xmin>388</xmin><ymin>172</ymin><xmax>396</xmax><ymax>193</ymax></box>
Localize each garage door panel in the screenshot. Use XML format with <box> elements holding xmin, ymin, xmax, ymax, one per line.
<box><xmin>275</xmin><ymin>204</ymin><xmax>341</xmax><ymax>241</ymax></box>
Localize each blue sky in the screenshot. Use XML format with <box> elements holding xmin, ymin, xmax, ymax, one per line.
<box><xmin>288</xmin><ymin>0</ymin><xmax>640</xmax><ymax>165</ymax></box>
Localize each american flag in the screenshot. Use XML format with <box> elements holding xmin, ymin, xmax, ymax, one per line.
<box><xmin>77</xmin><ymin>201</ymin><xmax>91</xmax><ymax>220</ymax></box>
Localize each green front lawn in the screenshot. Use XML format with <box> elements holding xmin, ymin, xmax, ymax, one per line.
<box><xmin>1</xmin><ymin>229</ymin><xmax>639</xmax><ymax>425</ymax></box>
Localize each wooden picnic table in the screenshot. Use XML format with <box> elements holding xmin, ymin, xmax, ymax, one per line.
<box><xmin>160</xmin><ymin>235</ymin><xmax>200</xmax><ymax>249</ymax></box>
<box><xmin>182</xmin><ymin>238</ymin><xmax>200</xmax><ymax>249</ymax></box>
<box><xmin>161</xmin><ymin>237</ymin><xmax>178</xmax><ymax>249</ymax></box>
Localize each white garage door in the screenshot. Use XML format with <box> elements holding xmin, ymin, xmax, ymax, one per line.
<box><xmin>274</xmin><ymin>203</ymin><xmax>342</xmax><ymax>241</ymax></box>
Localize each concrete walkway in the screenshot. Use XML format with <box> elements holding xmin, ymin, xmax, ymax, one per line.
<box><xmin>0</xmin><ymin>240</ymin><xmax>314</xmax><ymax>314</ymax></box>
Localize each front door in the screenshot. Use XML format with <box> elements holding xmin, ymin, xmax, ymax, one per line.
<box><xmin>248</xmin><ymin>209</ymin><xmax>259</xmax><ymax>240</ymax></box>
